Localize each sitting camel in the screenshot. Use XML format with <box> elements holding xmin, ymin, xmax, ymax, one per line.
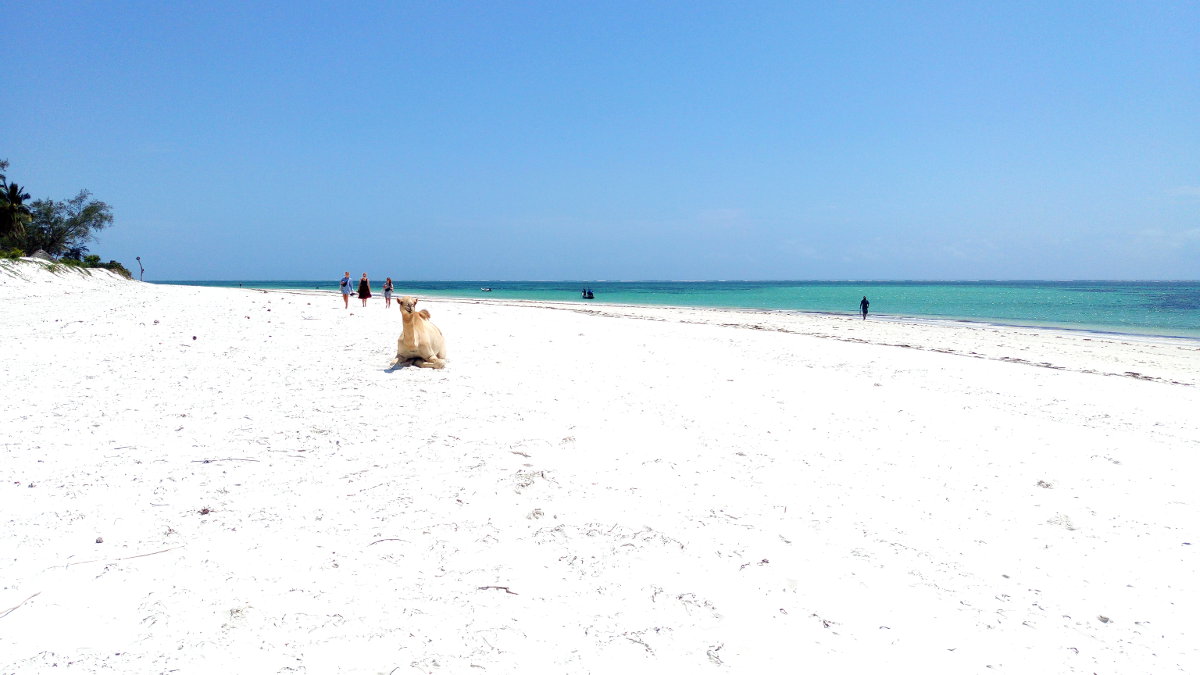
<box><xmin>389</xmin><ymin>296</ymin><xmax>447</xmax><ymax>369</ymax></box>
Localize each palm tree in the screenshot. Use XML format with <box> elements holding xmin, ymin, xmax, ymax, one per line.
<box><xmin>1</xmin><ymin>181</ymin><xmax>33</xmax><ymax>240</ymax></box>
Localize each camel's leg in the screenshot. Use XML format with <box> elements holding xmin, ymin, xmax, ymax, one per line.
<box><xmin>416</xmin><ymin>357</ymin><xmax>445</xmax><ymax>369</ymax></box>
<box><xmin>432</xmin><ymin>327</ymin><xmax>447</xmax><ymax>360</ymax></box>
<box><xmin>390</xmin><ymin>354</ymin><xmax>420</xmax><ymax>368</ymax></box>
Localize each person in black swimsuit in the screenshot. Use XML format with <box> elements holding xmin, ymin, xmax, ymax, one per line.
<box><xmin>358</xmin><ymin>273</ymin><xmax>372</xmax><ymax>307</ymax></box>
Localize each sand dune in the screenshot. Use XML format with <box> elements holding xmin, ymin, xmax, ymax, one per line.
<box><xmin>2</xmin><ymin>259</ymin><xmax>1198</xmax><ymax>674</ymax></box>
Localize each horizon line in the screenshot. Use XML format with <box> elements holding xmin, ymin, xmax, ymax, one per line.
<box><xmin>144</xmin><ymin>278</ymin><xmax>1200</xmax><ymax>284</ymax></box>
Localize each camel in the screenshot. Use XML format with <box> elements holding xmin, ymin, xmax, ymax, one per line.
<box><xmin>389</xmin><ymin>296</ymin><xmax>447</xmax><ymax>369</ymax></box>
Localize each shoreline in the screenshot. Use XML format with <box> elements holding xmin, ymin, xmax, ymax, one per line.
<box><xmin>139</xmin><ymin>282</ymin><xmax>1200</xmax><ymax>387</ymax></box>
<box><xmin>473</xmin><ymin>296</ymin><xmax>1200</xmax><ymax>345</ymax></box>
<box><xmin>229</xmin><ymin>286</ymin><xmax>1200</xmax><ymax>384</ymax></box>
<box><xmin>156</xmin><ymin>280</ymin><xmax>1200</xmax><ymax>342</ymax></box>
<box><xmin>4</xmin><ymin>263</ymin><xmax>1199</xmax><ymax>672</ymax></box>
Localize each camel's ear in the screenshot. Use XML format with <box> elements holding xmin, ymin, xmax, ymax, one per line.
<box><xmin>418</xmin><ymin>309</ymin><xmax>431</xmax><ymax>319</ymax></box>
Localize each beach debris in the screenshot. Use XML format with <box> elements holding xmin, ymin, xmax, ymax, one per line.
<box><xmin>513</xmin><ymin>469</ymin><xmax>555</xmax><ymax>493</ymax></box>
<box><xmin>672</xmin><ymin>592</ymin><xmax>721</xmax><ymax>619</ymax></box>
<box><xmin>63</xmin><ymin>545</ymin><xmax>186</xmax><ymax>569</ymax></box>
<box><xmin>199</xmin><ymin>507</ymin><xmax>211</xmax><ymax>515</ymax></box>
<box><xmin>192</xmin><ymin>336</ymin><xmax>196</xmax><ymax>340</ymax></box>
<box><xmin>1047</xmin><ymin>514</ymin><xmax>1077</xmax><ymax>531</ymax></box>
<box><xmin>95</xmin><ymin>536</ymin><xmax>103</xmax><ymax>544</ymax></box>
<box><xmin>706</xmin><ymin>643</ymin><xmax>724</xmax><ymax>665</ymax></box>
<box><xmin>527</xmin><ymin>508</ymin><xmax>544</xmax><ymax>520</ymax></box>
<box><xmin>477</xmin><ymin>585</ymin><xmax>518</xmax><ymax>595</ymax></box>
<box><xmin>1098</xmin><ymin>615</ymin><xmax>1111</xmax><ymax>623</ymax></box>
<box><xmin>622</xmin><ymin>631</ymin><xmax>655</xmax><ymax>654</ymax></box>
<box><xmin>0</xmin><ymin>592</ymin><xmax>42</xmax><ymax>621</ymax></box>
<box><xmin>1036</xmin><ymin>480</ymin><xmax>1053</xmax><ymax>489</ymax></box>
<box><xmin>812</xmin><ymin>613</ymin><xmax>840</xmax><ymax>630</ymax></box>
<box><xmin>367</xmin><ymin>538</ymin><xmax>410</xmax><ymax>547</ymax></box>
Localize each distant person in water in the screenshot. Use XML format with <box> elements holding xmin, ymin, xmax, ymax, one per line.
<box><xmin>860</xmin><ymin>296</ymin><xmax>870</xmax><ymax>320</ymax></box>
<box><xmin>383</xmin><ymin>277</ymin><xmax>394</xmax><ymax>308</ymax></box>
<box><xmin>358</xmin><ymin>273</ymin><xmax>372</xmax><ymax>307</ymax></box>
<box><xmin>339</xmin><ymin>272</ymin><xmax>352</xmax><ymax>308</ymax></box>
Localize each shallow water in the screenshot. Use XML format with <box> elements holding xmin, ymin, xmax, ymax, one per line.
<box><xmin>157</xmin><ymin>280</ymin><xmax>1200</xmax><ymax>339</ymax></box>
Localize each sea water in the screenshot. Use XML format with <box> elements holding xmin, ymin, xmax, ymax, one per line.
<box><xmin>157</xmin><ymin>280</ymin><xmax>1200</xmax><ymax>339</ymax></box>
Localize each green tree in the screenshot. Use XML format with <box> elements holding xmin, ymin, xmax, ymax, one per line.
<box><xmin>12</xmin><ymin>190</ymin><xmax>114</xmax><ymax>257</ymax></box>
<box><xmin>1</xmin><ymin>161</ymin><xmax>34</xmax><ymax>240</ymax></box>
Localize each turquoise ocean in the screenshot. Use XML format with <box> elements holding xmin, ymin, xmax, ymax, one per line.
<box><xmin>157</xmin><ymin>280</ymin><xmax>1200</xmax><ymax>339</ymax></box>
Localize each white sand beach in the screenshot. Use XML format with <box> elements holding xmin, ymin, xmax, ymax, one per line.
<box><xmin>2</xmin><ymin>259</ymin><xmax>1199</xmax><ymax>674</ymax></box>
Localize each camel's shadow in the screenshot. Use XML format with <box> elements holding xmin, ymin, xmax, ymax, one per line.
<box><xmin>384</xmin><ymin>357</ymin><xmax>445</xmax><ymax>372</ymax></box>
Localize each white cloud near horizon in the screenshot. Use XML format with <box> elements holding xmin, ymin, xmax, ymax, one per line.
<box><xmin>1136</xmin><ymin>227</ymin><xmax>1200</xmax><ymax>247</ymax></box>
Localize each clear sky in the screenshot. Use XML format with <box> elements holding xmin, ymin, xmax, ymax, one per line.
<box><xmin>4</xmin><ymin>1</ymin><xmax>1198</xmax><ymax>280</ymax></box>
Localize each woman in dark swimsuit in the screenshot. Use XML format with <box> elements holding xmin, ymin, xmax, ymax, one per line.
<box><xmin>358</xmin><ymin>273</ymin><xmax>372</xmax><ymax>307</ymax></box>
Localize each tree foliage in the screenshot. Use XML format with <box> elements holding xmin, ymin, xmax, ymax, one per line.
<box><xmin>5</xmin><ymin>190</ymin><xmax>113</xmax><ymax>258</ymax></box>
<box><xmin>0</xmin><ymin>160</ymin><xmax>34</xmax><ymax>240</ymax></box>
<box><xmin>54</xmin><ymin>253</ymin><xmax>133</xmax><ymax>278</ymax></box>
<box><xmin>0</xmin><ymin>159</ymin><xmax>126</xmax><ymax>275</ymax></box>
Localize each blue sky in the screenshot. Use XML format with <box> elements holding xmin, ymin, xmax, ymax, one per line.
<box><xmin>5</xmin><ymin>1</ymin><xmax>1197</xmax><ymax>280</ymax></box>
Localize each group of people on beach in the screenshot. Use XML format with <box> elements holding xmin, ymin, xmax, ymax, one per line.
<box><xmin>339</xmin><ymin>271</ymin><xmax>395</xmax><ymax>309</ymax></box>
<box><xmin>337</xmin><ymin>271</ymin><xmax>873</xmax><ymax>320</ymax></box>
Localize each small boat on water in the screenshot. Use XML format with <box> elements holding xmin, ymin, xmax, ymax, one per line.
<box><xmin>581</xmin><ymin>288</ymin><xmax>595</xmax><ymax>299</ymax></box>
<box><xmin>480</xmin><ymin>287</ymin><xmax>493</xmax><ymax>292</ymax></box>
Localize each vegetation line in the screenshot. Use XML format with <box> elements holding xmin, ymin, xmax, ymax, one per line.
<box><xmin>1</xmin><ymin>158</ymin><xmax>130</xmax><ymax>277</ymax></box>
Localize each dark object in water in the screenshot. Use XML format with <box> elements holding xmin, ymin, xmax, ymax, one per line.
<box><xmin>480</xmin><ymin>287</ymin><xmax>492</xmax><ymax>292</ymax></box>
<box><xmin>581</xmin><ymin>288</ymin><xmax>594</xmax><ymax>299</ymax></box>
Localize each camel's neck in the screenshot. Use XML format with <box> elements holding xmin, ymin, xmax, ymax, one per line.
<box><xmin>400</xmin><ymin>312</ymin><xmax>420</xmax><ymax>347</ymax></box>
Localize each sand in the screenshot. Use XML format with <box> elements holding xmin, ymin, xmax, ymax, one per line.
<box><xmin>2</xmin><ymin>258</ymin><xmax>1198</xmax><ymax>674</ymax></box>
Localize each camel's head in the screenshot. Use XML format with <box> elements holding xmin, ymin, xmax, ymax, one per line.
<box><xmin>398</xmin><ymin>296</ymin><xmax>420</xmax><ymax>315</ymax></box>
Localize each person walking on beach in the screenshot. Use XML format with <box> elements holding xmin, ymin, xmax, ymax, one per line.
<box><xmin>339</xmin><ymin>272</ymin><xmax>352</xmax><ymax>308</ymax></box>
<box><xmin>383</xmin><ymin>277</ymin><xmax>394</xmax><ymax>308</ymax></box>
<box><xmin>358</xmin><ymin>273</ymin><xmax>372</xmax><ymax>307</ymax></box>
<box><xmin>860</xmin><ymin>295</ymin><xmax>870</xmax><ymax>320</ymax></box>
